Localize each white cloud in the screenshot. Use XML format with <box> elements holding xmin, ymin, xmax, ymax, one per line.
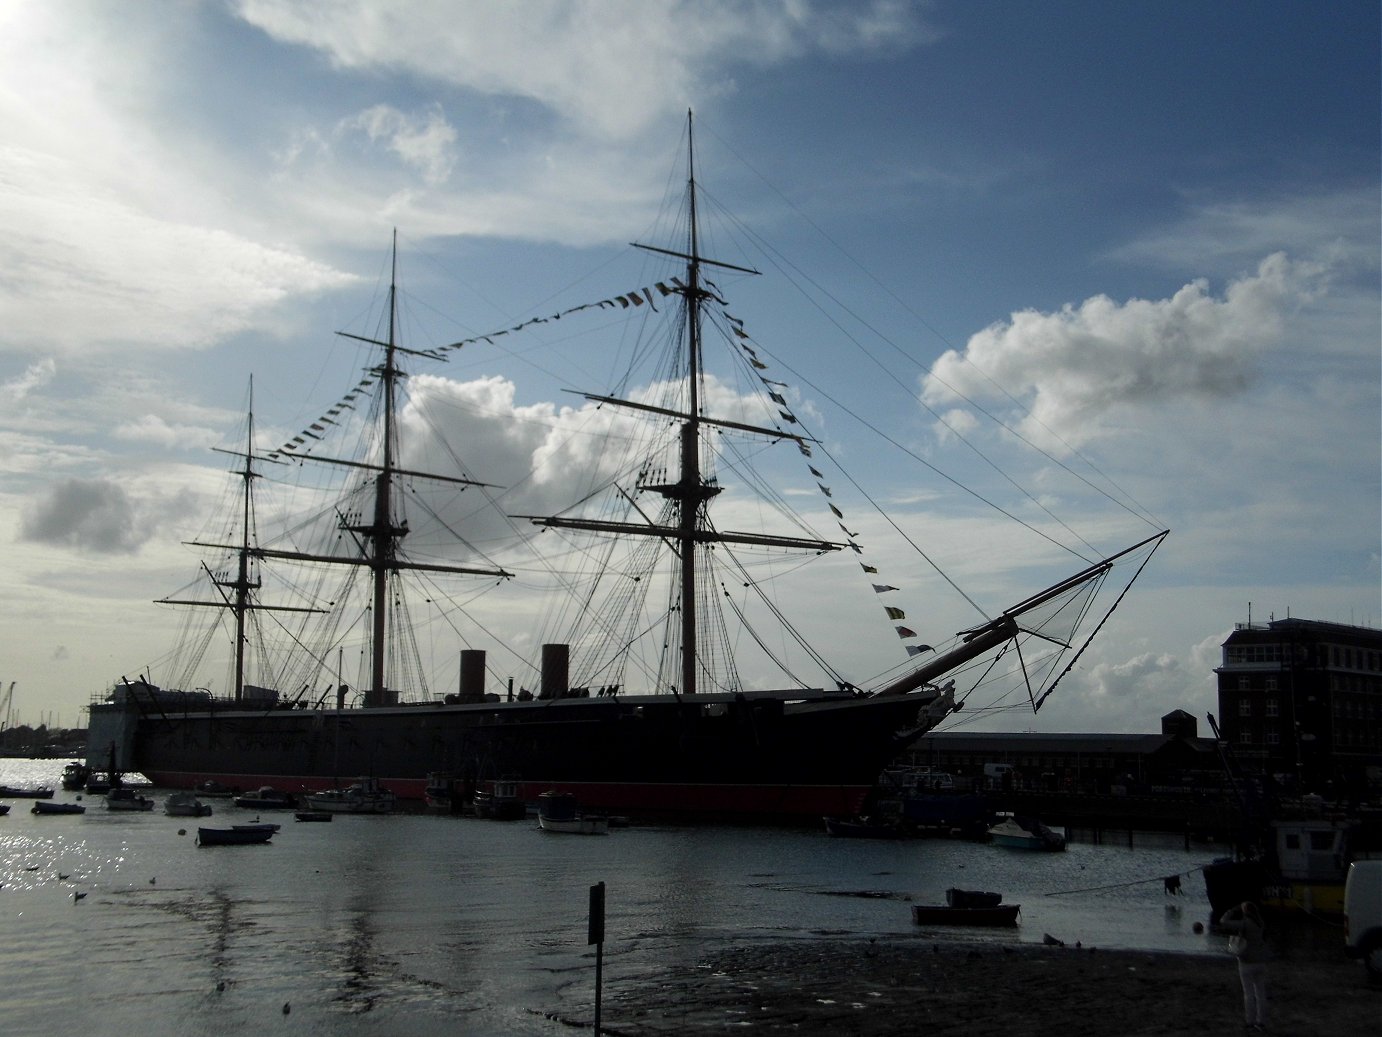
<box><xmin>113</xmin><ymin>415</ymin><xmax>220</xmax><ymax>451</ymax></box>
<box><xmin>2</xmin><ymin>357</ymin><xmax>55</xmax><ymax>400</ymax></box>
<box><xmin>236</xmin><ymin>0</ymin><xmax>931</xmax><ymax>139</ymax></box>
<box><xmin>921</xmin><ymin>252</ymin><xmax>1329</xmax><ymax>450</ymax></box>
<box><xmin>345</xmin><ymin>104</ymin><xmax>458</xmax><ymax>185</ymax></box>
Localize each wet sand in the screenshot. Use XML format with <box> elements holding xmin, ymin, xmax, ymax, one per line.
<box><xmin>599</xmin><ymin>937</ymin><xmax>1379</xmax><ymax>1035</ymax></box>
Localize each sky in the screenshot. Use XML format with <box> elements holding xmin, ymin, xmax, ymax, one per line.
<box><xmin>1</xmin><ymin>0</ymin><xmax>1377</xmax><ymax>737</ymax></box>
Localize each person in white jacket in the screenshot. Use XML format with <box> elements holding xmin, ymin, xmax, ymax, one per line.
<box><xmin>1219</xmin><ymin>901</ymin><xmax>1269</xmax><ymax>1031</ymax></box>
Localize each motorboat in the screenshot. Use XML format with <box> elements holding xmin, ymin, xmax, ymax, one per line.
<box><xmin>232</xmin><ymin>786</ymin><xmax>297</xmax><ymax>810</ymax></box>
<box><xmin>423</xmin><ymin>772</ymin><xmax>461</xmax><ymax>813</ymax></box>
<box><xmin>61</xmin><ymin>762</ymin><xmax>92</xmax><ymax>790</ymax></box>
<box><xmin>301</xmin><ymin>777</ymin><xmax>396</xmax><ymax>814</ymax></box>
<box><xmin>294</xmin><ymin>810</ymin><xmax>333</xmax><ymax>822</ymax></box>
<box><xmin>163</xmin><ymin>791</ymin><xmax>213</xmax><ymax>817</ymax></box>
<box><xmin>474</xmin><ymin>778</ymin><xmax>527</xmax><ymax>821</ymax></box>
<box><xmin>105</xmin><ymin>788</ymin><xmax>155</xmax><ymax>811</ymax></box>
<box><xmin>988</xmin><ymin>815</ymin><xmax>1067</xmax><ymax>851</ymax></box>
<box><xmin>537</xmin><ymin>791</ymin><xmax>609</xmax><ymax>835</ymax></box>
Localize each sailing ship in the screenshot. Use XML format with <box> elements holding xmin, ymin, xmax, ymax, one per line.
<box><xmin>87</xmin><ymin>115</ymin><xmax>1167</xmax><ymax>821</ymax></box>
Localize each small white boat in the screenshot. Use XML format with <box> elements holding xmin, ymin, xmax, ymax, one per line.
<box><xmin>988</xmin><ymin>816</ymin><xmax>1066</xmax><ymax>851</ymax></box>
<box><xmin>537</xmin><ymin>791</ymin><xmax>609</xmax><ymax>835</ymax></box>
<box><xmin>163</xmin><ymin>791</ymin><xmax>213</xmax><ymax>817</ymax></box>
<box><xmin>301</xmin><ymin>777</ymin><xmax>396</xmax><ymax>814</ymax></box>
<box><xmin>105</xmin><ymin>788</ymin><xmax>155</xmax><ymax>812</ymax></box>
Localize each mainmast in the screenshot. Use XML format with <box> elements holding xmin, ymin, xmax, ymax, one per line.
<box><xmin>524</xmin><ymin>111</ymin><xmax>843</xmax><ymax>696</ymax></box>
<box><xmin>361</xmin><ymin>233</ymin><xmax>404</xmax><ymax>707</ymax></box>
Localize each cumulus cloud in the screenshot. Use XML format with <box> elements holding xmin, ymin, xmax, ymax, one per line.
<box><xmin>20</xmin><ymin>477</ymin><xmax>149</xmax><ymax>554</ymax></box>
<box><xmin>921</xmin><ymin>253</ymin><xmax>1328</xmax><ymax>450</ymax></box>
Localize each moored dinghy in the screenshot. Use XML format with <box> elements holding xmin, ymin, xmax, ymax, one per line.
<box><xmin>32</xmin><ymin>800</ymin><xmax>86</xmax><ymax>815</ymax></box>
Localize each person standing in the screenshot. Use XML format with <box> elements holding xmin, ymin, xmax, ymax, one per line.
<box><xmin>1219</xmin><ymin>901</ymin><xmax>1269</xmax><ymax>1031</ymax></box>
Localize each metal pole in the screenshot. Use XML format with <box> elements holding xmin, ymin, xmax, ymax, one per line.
<box><xmin>589</xmin><ymin>881</ymin><xmax>606</xmax><ymax>1035</ymax></box>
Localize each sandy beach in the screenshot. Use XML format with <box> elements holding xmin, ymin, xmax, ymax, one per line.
<box><xmin>599</xmin><ymin>937</ymin><xmax>1379</xmax><ymax>1036</ymax></box>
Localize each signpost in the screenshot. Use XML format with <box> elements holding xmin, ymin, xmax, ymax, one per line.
<box><xmin>589</xmin><ymin>881</ymin><xmax>605</xmax><ymax>1035</ymax></box>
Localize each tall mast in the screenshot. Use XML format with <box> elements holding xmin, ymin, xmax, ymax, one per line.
<box><xmin>523</xmin><ymin>110</ymin><xmax>843</xmax><ymax>697</ymax></box>
<box><xmin>232</xmin><ymin>382</ymin><xmax>258</xmax><ymax>701</ymax></box>
<box><xmin>679</xmin><ymin>110</ymin><xmax>704</xmax><ymax>697</ymax></box>
<box><xmin>365</xmin><ymin>232</ymin><xmax>402</xmax><ymax>707</ymax></box>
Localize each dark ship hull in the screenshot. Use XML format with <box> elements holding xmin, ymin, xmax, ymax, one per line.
<box><xmin>87</xmin><ymin>684</ymin><xmax>950</xmax><ymax>820</ymax></box>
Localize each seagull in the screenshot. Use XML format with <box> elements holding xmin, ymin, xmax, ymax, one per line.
<box><xmin>73</xmin><ymin>891</ymin><xmax>87</xmax><ymax>901</ymax></box>
<box><xmin>149</xmin><ymin>877</ymin><xmax>156</xmax><ymax>885</ymax></box>
<box><xmin>282</xmin><ymin>1002</ymin><xmax>290</xmax><ymax>1015</ymax></box>
<box><xmin>58</xmin><ymin>872</ymin><xmax>70</xmax><ymax>881</ymax></box>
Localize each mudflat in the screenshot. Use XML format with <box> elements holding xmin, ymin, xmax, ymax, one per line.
<box><xmin>601</xmin><ymin>937</ymin><xmax>1378</xmax><ymax>1035</ymax></box>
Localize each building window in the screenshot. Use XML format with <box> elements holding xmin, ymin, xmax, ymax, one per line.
<box><xmin>1240</xmin><ymin>732</ymin><xmax>1253</xmax><ymax>745</ymax></box>
<box><xmin>1238</xmin><ymin>677</ymin><xmax>1250</xmax><ymax>690</ymax></box>
<box><xmin>1266</xmin><ymin>698</ymin><xmax>1278</xmax><ymax>717</ymax></box>
<box><xmin>1265</xmin><ymin>678</ymin><xmax>1277</xmax><ymax>691</ymax></box>
<box><xmin>1267</xmin><ymin>732</ymin><xmax>1280</xmax><ymax>745</ymax></box>
<box><xmin>1239</xmin><ymin>699</ymin><xmax>1252</xmax><ymax>716</ymax></box>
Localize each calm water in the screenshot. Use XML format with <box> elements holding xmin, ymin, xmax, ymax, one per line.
<box><xmin>2</xmin><ymin>758</ymin><xmax>1230</xmax><ymax>1035</ymax></box>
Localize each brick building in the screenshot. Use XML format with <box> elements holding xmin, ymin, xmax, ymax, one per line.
<box><xmin>1214</xmin><ymin>617</ymin><xmax>1382</xmax><ymax>796</ymax></box>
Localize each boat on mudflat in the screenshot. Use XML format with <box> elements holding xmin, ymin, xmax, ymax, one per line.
<box><xmin>912</xmin><ymin>902</ymin><xmax>1021</xmax><ymax>927</ymax></box>
<box><xmin>912</xmin><ymin>887</ymin><xmax>1019</xmax><ymax>927</ymax></box>
<box><xmin>197</xmin><ymin>826</ymin><xmax>273</xmax><ymax>846</ymax></box>
<box><xmin>85</xmin><ymin>114</ymin><xmax>1167</xmax><ymax>823</ymax></box>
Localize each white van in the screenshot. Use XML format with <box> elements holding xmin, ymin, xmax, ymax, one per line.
<box><xmin>983</xmin><ymin>763</ymin><xmax>1014</xmax><ymax>789</ymax></box>
<box><xmin>1344</xmin><ymin>860</ymin><xmax>1382</xmax><ymax>981</ymax></box>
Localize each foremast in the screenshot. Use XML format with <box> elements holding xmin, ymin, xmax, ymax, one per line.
<box><xmin>187</xmin><ymin>233</ymin><xmax>513</xmax><ymax>707</ymax></box>
<box><xmin>160</xmin><ymin>381</ymin><xmax>324</xmax><ymax>703</ymax></box>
